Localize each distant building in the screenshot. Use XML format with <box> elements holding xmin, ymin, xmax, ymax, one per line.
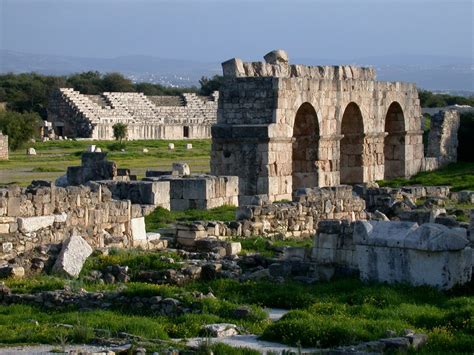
<box><xmin>47</xmin><ymin>88</ymin><xmax>218</xmax><ymax>140</ymax></box>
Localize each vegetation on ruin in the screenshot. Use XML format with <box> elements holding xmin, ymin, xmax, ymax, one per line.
<box><xmin>378</xmin><ymin>161</ymin><xmax>474</xmax><ymax>192</ymax></box>
<box><xmin>145</xmin><ymin>205</ymin><xmax>238</xmax><ymax>230</ymax></box>
<box><xmin>0</xmin><ymin>139</ymin><xmax>212</xmax><ymax>186</ymax></box>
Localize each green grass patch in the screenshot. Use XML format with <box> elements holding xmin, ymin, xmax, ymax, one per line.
<box><xmin>230</xmin><ymin>236</ymin><xmax>313</xmax><ymax>257</ymax></box>
<box><xmin>80</xmin><ymin>248</ymin><xmax>183</xmax><ymax>279</ymax></box>
<box><xmin>0</xmin><ymin>139</ymin><xmax>211</xmax><ymax>186</ymax></box>
<box><xmin>30</xmin><ymin>167</ymin><xmax>64</xmax><ymax>173</ymax></box>
<box><xmin>378</xmin><ymin>162</ymin><xmax>474</xmax><ymax>191</ymax></box>
<box><xmin>145</xmin><ymin>205</ymin><xmax>237</xmax><ymax>230</ymax></box>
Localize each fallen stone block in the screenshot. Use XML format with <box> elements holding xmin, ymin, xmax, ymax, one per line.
<box><xmin>203</xmin><ymin>323</ymin><xmax>238</xmax><ymax>337</ymax></box>
<box><xmin>226</xmin><ymin>242</ymin><xmax>242</xmax><ymax>256</ymax></box>
<box><xmin>53</xmin><ymin>235</ymin><xmax>93</xmax><ymax>278</ymax></box>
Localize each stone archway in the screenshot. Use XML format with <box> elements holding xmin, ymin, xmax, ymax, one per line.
<box><xmin>384</xmin><ymin>102</ymin><xmax>406</xmax><ymax>179</ymax></box>
<box><xmin>340</xmin><ymin>102</ymin><xmax>365</xmax><ymax>184</ymax></box>
<box><xmin>292</xmin><ymin>102</ymin><xmax>320</xmax><ymax>190</ymax></box>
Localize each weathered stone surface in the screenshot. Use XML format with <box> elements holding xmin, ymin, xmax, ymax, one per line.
<box><xmin>226</xmin><ymin>242</ymin><xmax>242</xmax><ymax>256</ymax></box>
<box><xmin>0</xmin><ymin>133</ymin><xmax>8</xmax><ymax>160</ymax></box>
<box><xmin>263</xmin><ymin>49</ymin><xmax>289</xmax><ymax>64</ymax></box>
<box><xmin>203</xmin><ymin>323</ymin><xmax>238</xmax><ymax>337</ymax></box>
<box><xmin>212</xmin><ymin>50</ymin><xmax>425</xmax><ymax>202</ymax></box>
<box><xmin>130</xmin><ymin>217</ymin><xmax>146</xmax><ymax>242</ymax></box>
<box><xmin>17</xmin><ymin>216</ymin><xmax>56</xmax><ymax>233</ymax></box>
<box><xmin>355</xmin><ymin>220</ymin><xmax>472</xmax><ymax>289</ymax></box>
<box><xmin>26</xmin><ymin>147</ymin><xmax>36</xmax><ymax>155</ymax></box>
<box><xmin>52</xmin><ymin>235</ymin><xmax>93</xmax><ymax>278</ymax></box>
<box><xmin>172</xmin><ymin>162</ymin><xmax>190</xmax><ymax>176</ymax></box>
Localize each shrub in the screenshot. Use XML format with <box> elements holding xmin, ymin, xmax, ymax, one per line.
<box><xmin>0</xmin><ymin>110</ymin><xmax>41</xmax><ymax>150</ymax></box>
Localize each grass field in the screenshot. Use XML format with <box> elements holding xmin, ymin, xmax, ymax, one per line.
<box><xmin>378</xmin><ymin>162</ymin><xmax>474</xmax><ymax>192</ymax></box>
<box><xmin>0</xmin><ymin>139</ymin><xmax>212</xmax><ymax>186</ymax></box>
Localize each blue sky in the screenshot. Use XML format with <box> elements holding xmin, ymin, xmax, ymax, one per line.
<box><xmin>1</xmin><ymin>0</ymin><xmax>472</xmax><ymax>62</ymax></box>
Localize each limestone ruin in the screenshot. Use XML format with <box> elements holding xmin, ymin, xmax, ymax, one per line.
<box><xmin>0</xmin><ymin>132</ymin><xmax>8</xmax><ymax>160</ymax></box>
<box><xmin>212</xmin><ymin>50</ymin><xmax>425</xmax><ymax>204</ymax></box>
<box><xmin>47</xmin><ymin>88</ymin><xmax>218</xmax><ymax>140</ymax></box>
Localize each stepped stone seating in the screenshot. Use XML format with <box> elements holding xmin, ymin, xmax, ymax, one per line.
<box><xmin>48</xmin><ymin>88</ymin><xmax>218</xmax><ymax>140</ymax></box>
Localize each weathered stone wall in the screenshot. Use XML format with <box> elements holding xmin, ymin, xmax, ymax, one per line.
<box><xmin>212</xmin><ymin>50</ymin><xmax>424</xmax><ymax>203</ymax></box>
<box><xmin>423</xmin><ymin>110</ymin><xmax>460</xmax><ymax>171</ymax></box>
<box><xmin>0</xmin><ymin>133</ymin><xmax>8</xmax><ymax>160</ymax></box>
<box><xmin>0</xmin><ymin>183</ymin><xmax>147</xmax><ymax>261</ymax></box>
<box><xmin>144</xmin><ymin>174</ymin><xmax>239</xmax><ymax>211</ymax></box>
<box><xmin>47</xmin><ymin>89</ymin><xmax>218</xmax><ymax>140</ymax></box>
<box><xmin>354</xmin><ymin>221</ymin><xmax>472</xmax><ymax>289</ymax></box>
<box><xmin>96</xmin><ymin>180</ymin><xmax>171</xmax><ymax>210</ymax></box>
<box><xmin>236</xmin><ymin>185</ymin><xmax>366</xmax><ymax>238</ymax></box>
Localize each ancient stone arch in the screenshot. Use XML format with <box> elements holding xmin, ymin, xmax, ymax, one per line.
<box><xmin>384</xmin><ymin>102</ymin><xmax>406</xmax><ymax>179</ymax></box>
<box><xmin>292</xmin><ymin>102</ymin><xmax>320</xmax><ymax>190</ymax></box>
<box><xmin>340</xmin><ymin>102</ymin><xmax>365</xmax><ymax>184</ymax></box>
<box><xmin>211</xmin><ymin>50</ymin><xmax>424</xmax><ymax>203</ymax></box>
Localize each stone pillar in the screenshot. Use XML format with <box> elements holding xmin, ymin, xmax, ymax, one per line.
<box><xmin>0</xmin><ymin>133</ymin><xmax>8</xmax><ymax>160</ymax></box>
<box><xmin>405</xmin><ymin>129</ymin><xmax>425</xmax><ymax>177</ymax></box>
<box><xmin>318</xmin><ymin>135</ymin><xmax>342</xmax><ymax>187</ymax></box>
<box><xmin>364</xmin><ymin>132</ymin><xmax>387</xmax><ymax>182</ymax></box>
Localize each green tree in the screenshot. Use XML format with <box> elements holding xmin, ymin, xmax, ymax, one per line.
<box><xmin>102</xmin><ymin>73</ymin><xmax>135</xmax><ymax>92</ymax></box>
<box><xmin>0</xmin><ymin>111</ymin><xmax>41</xmax><ymax>150</ymax></box>
<box><xmin>199</xmin><ymin>75</ymin><xmax>223</xmax><ymax>96</ymax></box>
<box><xmin>112</xmin><ymin>122</ymin><xmax>127</xmax><ymax>143</ymax></box>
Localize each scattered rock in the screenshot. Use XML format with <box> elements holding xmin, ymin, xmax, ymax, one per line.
<box><xmin>26</xmin><ymin>147</ymin><xmax>37</xmax><ymax>155</ymax></box>
<box><xmin>203</xmin><ymin>323</ymin><xmax>239</xmax><ymax>337</ymax></box>
<box><xmin>52</xmin><ymin>235</ymin><xmax>93</xmax><ymax>278</ymax></box>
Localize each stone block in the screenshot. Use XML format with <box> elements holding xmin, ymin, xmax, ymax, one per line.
<box><xmin>172</xmin><ymin>162</ymin><xmax>190</xmax><ymax>176</ymax></box>
<box><xmin>226</xmin><ymin>242</ymin><xmax>242</xmax><ymax>256</ymax></box>
<box><xmin>17</xmin><ymin>215</ymin><xmax>56</xmax><ymax>233</ymax></box>
<box><xmin>52</xmin><ymin>235</ymin><xmax>93</xmax><ymax>278</ymax></box>
<box><xmin>168</xmin><ymin>143</ymin><xmax>175</xmax><ymax>150</ymax></box>
<box><xmin>131</xmin><ymin>217</ymin><xmax>146</xmax><ymax>242</ymax></box>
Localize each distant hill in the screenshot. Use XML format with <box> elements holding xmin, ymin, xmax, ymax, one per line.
<box><xmin>1</xmin><ymin>50</ymin><xmax>472</xmax><ymax>93</ymax></box>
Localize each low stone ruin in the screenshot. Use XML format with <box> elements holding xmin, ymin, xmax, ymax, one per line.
<box><xmin>354</xmin><ymin>221</ymin><xmax>472</xmax><ymax>289</ymax></box>
<box><xmin>424</xmin><ymin>110</ymin><xmax>460</xmax><ymax>171</ymax></box>
<box><xmin>0</xmin><ymin>181</ymin><xmax>151</xmax><ymax>275</ymax></box>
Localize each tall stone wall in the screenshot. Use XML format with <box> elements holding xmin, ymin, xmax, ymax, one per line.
<box><xmin>0</xmin><ymin>183</ymin><xmax>148</xmax><ymax>261</ymax></box>
<box><xmin>423</xmin><ymin>110</ymin><xmax>460</xmax><ymax>171</ymax></box>
<box><xmin>0</xmin><ymin>133</ymin><xmax>8</xmax><ymax>160</ymax></box>
<box><xmin>47</xmin><ymin>89</ymin><xmax>218</xmax><ymax>140</ymax></box>
<box><xmin>211</xmin><ymin>50</ymin><xmax>424</xmax><ymax>204</ymax></box>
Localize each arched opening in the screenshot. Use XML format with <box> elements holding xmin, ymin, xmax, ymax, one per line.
<box><xmin>340</xmin><ymin>102</ymin><xmax>365</xmax><ymax>184</ymax></box>
<box><xmin>384</xmin><ymin>102</ymin><xmax>406</xmax><ymax>179</ymax></box>
<box><xmin>292</xmin><ymin>103</ymin><xmax>320</xmax><ymax>190</ymax></box>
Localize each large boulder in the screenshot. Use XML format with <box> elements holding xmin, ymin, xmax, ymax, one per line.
<box><xmin>53</xmin><ymin>235</ymin><xmax>93</xmax><ymax>278</ymax></box>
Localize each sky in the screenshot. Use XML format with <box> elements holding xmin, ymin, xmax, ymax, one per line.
<box><xmin>0</xmin><ymin>0</ymin><xmax>473</xmax><ymax>63</ymax></box>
